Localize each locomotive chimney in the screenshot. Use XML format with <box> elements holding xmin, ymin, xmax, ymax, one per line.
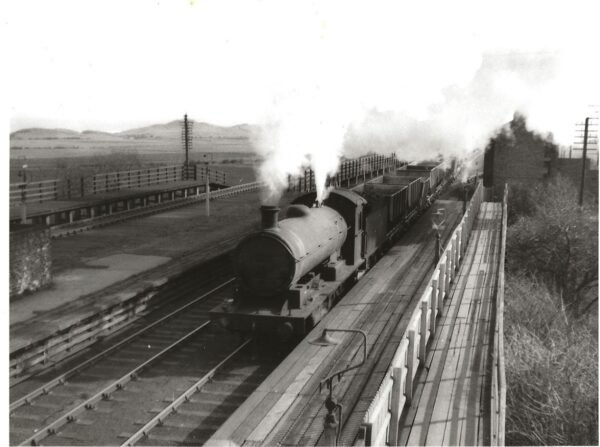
<box><xmin>261</xmin><ymin>205</ymin><xmax>280</xmax><ymax>230</ymax></box>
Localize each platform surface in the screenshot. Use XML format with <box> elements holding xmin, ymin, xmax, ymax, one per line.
<box><xmin>210</xmin><ymin>199</ymin><xmax>464</xmax><ymax>446</ymax></box>
<box><xmin>9</xmin><ymin>179</ymin><xmax>214</xmax><ymax>220</ymax></box>
<box><xmin>398</xmin><ymin>202</ymin><xmax>502</xmax><ymax>446</ymax></box>
<box><xmin>10</xmin><ymin>189</ymin><xmax>295</xmax><ymax>354</ymax></box>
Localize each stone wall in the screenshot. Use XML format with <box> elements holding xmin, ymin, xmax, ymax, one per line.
<box><xmin>10</xmin><ymin>224</ymin><xmax>52</xmax><ymax>297</ymax></box>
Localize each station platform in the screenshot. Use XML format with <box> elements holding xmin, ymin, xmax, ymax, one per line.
<box><xmin>10</xmin><ymin>189</ymin><xmax>294</xmax><ymax>378</ymax></box>
<box><xmin>9</xmin><ymin>179</ymin><xmax>223</xmax><ymax>225</ymax></box>
<box><xmin>398</xmin><ymin>202</ymin><xmax>502</xmax><ymax>446</ymax></box>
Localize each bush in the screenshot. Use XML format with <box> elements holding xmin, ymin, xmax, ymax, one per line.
<box><xmin>504</xmin><ymin>275</ymin><xmax>598</xmax><ymax>446</ymax></box>
<box><xmin>491</xmin><ymin>114</ymin><xmax>598</xmax><ymax>445</ymax></box>
<box><xmin>506</xmin><ymin>182</ymin><xmax>537</xmax><ymax>225</ymax></box>
<box><xmin>507</xmin><ymin>175</ymin><xmax>598</xmax><ymax>319</ymax></box>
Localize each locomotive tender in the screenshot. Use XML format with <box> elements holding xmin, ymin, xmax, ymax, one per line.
<box><xmin>210</xmin><ymin>162</ymin><xmax>450</xmax><ymax>339</ymax></box>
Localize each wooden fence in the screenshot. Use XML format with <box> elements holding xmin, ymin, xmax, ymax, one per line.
<box><xmin>92</xmin><ymin>165</ymin><xmax>182</xmax><ymax>193</ymax></box>
<box><xmin>287</xmin><ymin>154</ymin><xmax>401</xmax><ymax>192</ymax></box>
<box><xmin>10</xmin><ymin>164</ymin><xmax>229</xmax><ymax>203</ymax></box>
<box><xmin>194</xmin><ymin>165</ymin><xmax>227</xmax><ymax>185</ymax></box>
<box><xmin>358</xmin><ymin>182</ymin><xmax>484</xmax><ymax>446</ymax></box>
<box><xmin>490</xmin><ymin>184</ymin><xmax>508</xmax><ymax>445</ymax></box>
<box><xmin>10</xmin><ymin>180</ymin><xmax>59</xmax><ymax>205</ymax></box>
<box><xmin>90</xmin><ymin>164</ymin><xmax>227</xmax><ymax>195</ymax></box>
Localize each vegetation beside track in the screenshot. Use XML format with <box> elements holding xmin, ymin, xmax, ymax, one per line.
<box><xmin>500</xmin><ymin>124</ymin><xmax>598</xmax><ymax>445</ymax></box>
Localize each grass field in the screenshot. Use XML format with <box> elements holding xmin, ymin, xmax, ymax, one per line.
<box><xmin>10</xmin><ymin>143</ymin><xmax>259</xmax><ymax>186</ymax></box>
<box><xmin>10</xmin><ymin>127</ymin><xmax>260</xmax><ymax>185</ymax></box>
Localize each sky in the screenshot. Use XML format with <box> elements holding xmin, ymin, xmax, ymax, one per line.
<box><xmin>6</xmin><ymin>1</ymin><xmax>599</xmax><ymax>133</ymax></box>
<box><xmin>4</xmin><ymin>1</ymin><xmax>600</xmax><ymax>196</ymax></box>
<box><xmin>8</xmin><ymin>0</ymin><xmax>599</xmax><ymax>202</ymax></box>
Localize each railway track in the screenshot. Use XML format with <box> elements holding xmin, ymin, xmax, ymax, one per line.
<box><xmin>126</xmin><ymin>342</ymin><xmax>286</xmax><ymax>446</ymax></box>
<box><xmin>10</xmin><ymin>253</ymin><xmax>239</xmax><ymax>382</ymax></box>
<box><xmin>10</xmin><ymin>277</ymin><xmax>258</xmax><ymax>446</ymax></box>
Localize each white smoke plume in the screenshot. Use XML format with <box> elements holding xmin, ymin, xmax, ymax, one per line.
<box><xmin>253</xmin><ymin>87</ymin><xmax>351</xmax><ymax>205</ymax></box>
<box><xmin>250</xmin><ymin>2</ymin><xmax>599</xmax><ymax>204</ymax></box>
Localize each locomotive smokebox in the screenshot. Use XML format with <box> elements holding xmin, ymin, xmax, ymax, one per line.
<box><xmin>236</xmin><ymin>204</ymin><xmax>348</xmax><ymax>299</ymax></box>
<box><xmin>261</xmin><ymin>205</ymin><xmax>280</xmax><ymax>230</ymax></box>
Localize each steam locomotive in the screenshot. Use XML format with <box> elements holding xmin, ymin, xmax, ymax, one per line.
<box><xmin>210</xmin><ymin>162</ymin><xmax>451</xmax><ymax>339</ymax></box>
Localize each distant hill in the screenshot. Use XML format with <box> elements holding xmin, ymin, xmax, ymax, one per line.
<box><xmin>10</xmin><ymin>128</ymin><xmax>81</xmax><ymax>140</ymax></box>
<box><xmin>11</xmin><ymin>120</ymin><xmax>260</xmax><ymax>141</ymax></box>
<box><xmin>80</xmin><ymin>130</ymin><xmax>123</xmax><ymax>140</ymax></box>
<box><xmin>116</xmin><ymin>120</ymin><xmax>257</xmax><ymax>140</ymax></box>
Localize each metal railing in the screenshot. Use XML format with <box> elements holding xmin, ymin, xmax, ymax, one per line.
<box><xmin>209</xmin><ymin>181</ymin><xmax>263</xmax><ymax>199</ymax></box>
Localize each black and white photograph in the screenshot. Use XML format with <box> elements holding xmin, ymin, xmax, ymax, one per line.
<box><xmin>4</xmin><ymin>1</ymin><xmax>599</xmax><ymax>445</ymax></box>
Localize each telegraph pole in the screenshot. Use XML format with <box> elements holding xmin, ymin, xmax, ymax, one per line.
<box><xmin>182</xmin><ymin>114</ymin><xmax>193</xmax><ymax>180</ymax></box>
<box><xmin>578</xmin><ymin>117</ymin><xmax>590</xmax><ymax>206</ymax></box>
<box><xmin>573</xmin><ymin>110</ymin><xmax>599</xmax><ymax>205</ymax></box>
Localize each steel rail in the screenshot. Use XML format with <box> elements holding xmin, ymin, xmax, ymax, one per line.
<box><xmin>19</xmin><ymin>317</ymin><xmax>217</xmax><ymax>446</ymax></box>
<box><xmin>121</xmin><ymin>338</ymin><xmax>252</xmax><ymax>446</ymax></box>
<box><xmin>10</xmin><ymin>278</ymin><xmax>234</xmax><ymax>413</ymax></box>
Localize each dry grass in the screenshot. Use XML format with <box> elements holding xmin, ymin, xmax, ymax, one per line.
<box><xmin>504</xmin><ymin>274</ymin><xmax>598</xmax><ymax>445</ymax></box>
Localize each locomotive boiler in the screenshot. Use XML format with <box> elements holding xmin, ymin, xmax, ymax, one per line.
<box><xmin>235</xmin><ymin>204</ymin><xmax>348</xmax><ymax>298</ymax></box>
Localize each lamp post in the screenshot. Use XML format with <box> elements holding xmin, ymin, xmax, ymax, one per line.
<box><xmin>18</xmin><ymin>164</ymin><xmax>28</xmax><ymax>224</ymax></box>
<box><xmin>463</xmin><ymin>185</ymin><xmax>469</xmax><ymax>215</ymax></box>
<box><xmin>309</xmin><ymin>328</ymin><xmax>368</xmax><ymax>446</ymax></box>
<box><xmin>432</xmin><ymin>208</ymin><xmax>445</xmax><ymax>265</ymax></box>
<box><xmin>183</xmin><ymin>114</ymin><xmax>190</xmax><ymax>179</ymax></box>
<box><xmin>205</xmin><ymin>162</ymin><xmax>210</xmax><ymax>217</ymax></box>
<box><xmin>202</xmin><ymin>153</ymin><xmax>212</xmax><ymax>217</ymax></box>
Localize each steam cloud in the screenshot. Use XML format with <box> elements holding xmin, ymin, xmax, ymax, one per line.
<box><xmin>251</xmin><ymin>3</ymin><xmax>599</xmax><ymax>205</ymax></box>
